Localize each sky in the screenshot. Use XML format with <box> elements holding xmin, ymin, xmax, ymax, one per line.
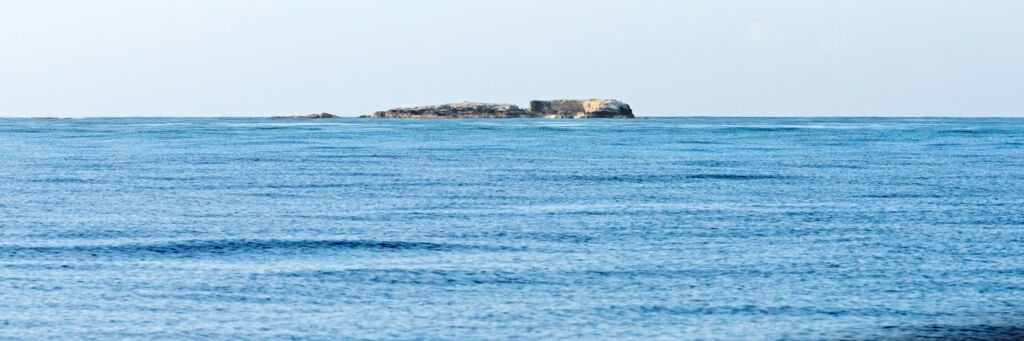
<box><xmin>1</xmin><ymin>0</ymin><xmax>1022</xmax><ymax>117</ymax></box>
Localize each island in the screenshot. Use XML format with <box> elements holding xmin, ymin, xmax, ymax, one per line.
<box><xmin>359</xmin><ymin>99</ymin><xmax>634</xmax><ymax>118</ymax></box>
<box><xmin>271</xmin><ymin>113</ymin><xmax>338</xmax><ymax>119</ymax></box>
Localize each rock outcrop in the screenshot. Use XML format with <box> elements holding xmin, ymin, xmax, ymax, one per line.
<box><xmin>360</xmin><ymin>102</ymin><xmax>532</xmax><ymax>118</ymax></box>
<box><xmin>361</xmin><ymin>99</ymin><xmax>634</xmax><ymax>119</ymax></box>
<box><xmin>272</xmin><ymin>113</ymin><xmax>338</xmax><ymax>119</ymax></box>
<box><xmin>529</xmin><ymin>99</ymin><xmax>633</xmax><ymax>118</ymax></box>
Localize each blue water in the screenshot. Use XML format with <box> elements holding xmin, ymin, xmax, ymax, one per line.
<box><xmin>1</xmin><ymin>117</ymin><xmax>1022</xmax><ymax>340</ymax></box>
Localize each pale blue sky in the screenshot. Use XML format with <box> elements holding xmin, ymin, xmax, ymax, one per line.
<box><xmin>2</xmin><ymin>0</ymin><xmax>1022</xmax><ymax>116</ymax></box>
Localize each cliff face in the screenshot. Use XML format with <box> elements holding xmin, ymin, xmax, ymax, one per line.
<box><xmin>360</xmin><ymin>99</ymin><xmax>634</xmax><ymax>118</ymax></box>
<box><xmin>361</xmin><ymin>102</ymin><xmax>533</xmax><ymax>118</ymax></box>
<box><xmin>529</xmin><ymin>99</ymin><xmax>633</xmax><ymax>118</ymax></box>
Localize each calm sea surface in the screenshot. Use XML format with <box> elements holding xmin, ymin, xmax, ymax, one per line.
<box><xmin>1</xmin><ymin>117</ymin><xmax>1022</xmax><ymax>340</ymax></box>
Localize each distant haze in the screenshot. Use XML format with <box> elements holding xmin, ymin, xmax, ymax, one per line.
<box><xmin>2</xmin><ymin>0</ymin><xmax>1022</xmax><ymax>117</ymax></box>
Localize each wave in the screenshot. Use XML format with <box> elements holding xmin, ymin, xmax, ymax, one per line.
<box><xmin>868</xmin><ymin>324</ymin><xmax>1024</xmax><ymax>341</ymax></box>
<box><xmin>538</xmin><ymin>173</ymin><xmax>791</xmax><ymax>183</ymax></box>
<box><xmin>25</xmin><ymin>177</ymin><xmax>104</xmax><ymax>184</ymax></box>
<box><xmin>597</xmin><ymin>304</ymin><xmax>926</xmax><ymax>318</ymax></box>
<box><xmin>676</xmin><ymin>140</ymin><xmax>726</xmax><ymax>144</ymax></box>
<box><xmin>939</xmin><ymin>128</ymin><xmax>1014</xmax><ymax>135</ymax></box>
<box><xmin>260</xmin><ymin>268</ymin><xmax>735</xmax><ymax>286</ymax></box>
<box><xmin>713</xmin><ymin>126</ymin><xmax>807</xmax><ymax>132</ymax></box>
<box><xmin>859</xmin><ymin>193</ymin><xmax>944</xmax><ymax>198</ymax></box>
<box><xmin>265</xmin><ymin>269</ymin><xmax>546</xmax><ymax>285</ymax></box>
<box><xmin>3</xmin><ymin>239</ymin><xmax>499</xmax><ymax>258</ymax></box>
<box><xmin>686</xmin><ymin>174</ymin><xmax>788</xmax><ymax>180</ymax></box>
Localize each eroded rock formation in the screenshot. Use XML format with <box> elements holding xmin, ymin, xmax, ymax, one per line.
<box><xmin>361</xmin><ymin>99</ymin><xmax>634</xmax><ymax>118</ymax></box>
<box><xmin>529</xmin><ymin>99</ymin><xmax>633</xmax><ymax>118</ymax></box>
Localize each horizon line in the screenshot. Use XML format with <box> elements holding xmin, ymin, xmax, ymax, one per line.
<box><xmin>3</xmin><ymin>114</ymin><xmax>1024</xmax><ymax>119</ymax></box>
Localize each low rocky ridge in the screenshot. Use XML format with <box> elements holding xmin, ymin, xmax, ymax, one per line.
<box><xmin>272</xmin><ymin>113</ymin><xmax>338</xmax><ymax>119</ymax></box>
<box><xmin>361</xmin><ymin>102</ymin><xmax>530</xmax><ymax>118</ymax></box>
<box><xmin>360</xmin><ymin>99</ymin><xmax>633</xmax><ymax>118</ymax></box>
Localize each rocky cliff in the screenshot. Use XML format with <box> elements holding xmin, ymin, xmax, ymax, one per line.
<box><xmin>361</xmin><ymin>99</ymin><xmax>633</xmax><ymax>118</ymax></box>
<box><xmin>529</xmin><ymin>99</ymin><xmax>633</xmax><ymax>118</ymax></box>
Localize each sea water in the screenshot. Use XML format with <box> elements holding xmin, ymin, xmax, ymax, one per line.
<box><xmin>1</xmin><ymin>117</ymin><xmax>1022</xmax><ymax>340</ymax></box>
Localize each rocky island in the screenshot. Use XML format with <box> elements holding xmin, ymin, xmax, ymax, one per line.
<box><xmin>271</xmin><ymin>113</ymin><xmax>338</xmax><ymax>119</ymax></box>
<box><xmin>360</xmin><ymin>99</ymin><xmax>633</xmax><ymax>119</ymax></box>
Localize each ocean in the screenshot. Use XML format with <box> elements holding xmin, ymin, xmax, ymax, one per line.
<box><xmin>1</xmin><ymin>117</ymin><xmax>1022</xmax><ymax>340</ymax></box>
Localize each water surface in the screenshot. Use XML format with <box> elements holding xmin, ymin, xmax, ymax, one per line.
<box><xmin>1</xmin><ymin>117</ymin><xmax>1022</xmax><ymax>339</ymax></box>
